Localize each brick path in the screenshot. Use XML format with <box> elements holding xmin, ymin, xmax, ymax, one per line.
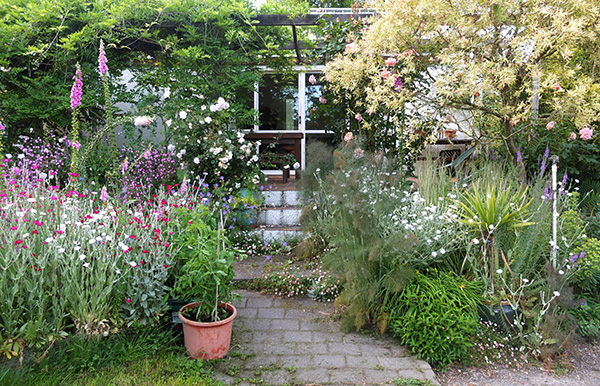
<box><xmin>212</xmin><ymin>290</ymin><xmax>440</xmax><ymax>386</ymax></box>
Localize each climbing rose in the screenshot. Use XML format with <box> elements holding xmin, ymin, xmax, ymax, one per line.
<box><xmin>385</xmin><ymin>57</ymin><xmax>397</xmax><ymax>67</ymax></box>
<box><xmin>568</xmin><ymin>132</ymin><xmax>577</xmax><ymax>141</ymax></box>
<box><xmin>551</xmin><ymin>83</ymin><xmax>563</xmax><ymax>91</ymax></box>
<box><xmin>546</xmin><ymin>121</ymin><xmax>556</xmax><ymax>130</ymax></box>
<box><xmin>355</xmin><ymin>113</ymin><xmax>363</xmax><ymax>121</ymax></box>
<box><xmin>381</xmin><ymin>70</ymin><xmax>391</xmax><ymax>79</ymax></box>
<box><xmin>308</xmin><ymin>74</ymin><xmax>317</xmax><ymax>85</ymax></box>
<box><xmin>319</xmin><ymin>96</ymin><xmax>327</xmax><ymax>104</ymax></box>
<box><xmin>344</xmin><ymin>132</ymin><xmax>354</xmax><ymax>142</ymax></box>
<box><xmin>134</xmin><ymin>116</ymin><xmax>153</xmax><ymax>126</ymax></box>
<box><xmin>580</xmin><ymin>127</ymin><xmax>593</xmax><ymax>140</ymax></box>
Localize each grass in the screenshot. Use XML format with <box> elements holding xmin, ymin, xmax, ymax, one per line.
<box><xmin>0</xmin><ymin>322</ymin><xmax>222</xmax><ymax>386</ymax></box>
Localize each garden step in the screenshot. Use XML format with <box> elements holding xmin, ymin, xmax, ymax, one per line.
<box><xmin>233</xmin><ymin>254</ymin><xmax>309</xmax><ymax>282</ymax></box>
<box><xmin>261</xmin><ymin>189</ymin><xmax>301</xmax><ymax>207</ymax></box>
<box><xmin>257</xmin><ymin>206</ymin><xmax>302</xmax><ymax>227</ymax></box>
<box><xmin>251</xmin><ymin>225</ymin><xmax>306</xmax><ymax>243</ymax></box>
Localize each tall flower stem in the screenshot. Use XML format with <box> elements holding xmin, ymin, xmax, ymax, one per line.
<box><xmin>70</xmin><ymin>63</ymin><xmax>83</xmax><ymax>172</ymax></box>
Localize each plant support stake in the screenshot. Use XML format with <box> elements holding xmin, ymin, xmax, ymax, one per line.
<box><xmin>551</xmin><ymin>155</ymin><xmax>559</xmax><ymax>268</ymax></box>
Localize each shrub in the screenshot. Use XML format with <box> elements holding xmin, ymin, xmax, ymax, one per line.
<box><xmin>388</xmin><ymin>272</ymin><xmax>483</xmax><ymax>368</ymax></box>
<box><xmin>571</xmin><ymin>237</ymin><xmax>600</xmax><ymax>298</ymax></box>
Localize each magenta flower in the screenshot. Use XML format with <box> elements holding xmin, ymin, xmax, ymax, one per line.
<box><xmin>70</xmin><ymin>63</ymin><xmax>83</xmax><ymax>109</ymax></box>
<box><xmin>308</xmin><ymin>74</ymin><xmax>317</xmax><ymax>85</ymax></box>
<box><xmin>126</xmin><ymin>298</ymin><xmax>132</xmax><ymax>303</ymax></box>
<box><xmin>100</xmin><ymin>186</ymin><xmax>109</xmax><ymax>201</ymax></box>
<box><xmin>98</xmin><ymin>39</ymin><xmax>108</xmax><ymax>76</ymax></box>
<box><xmin>394</xmin><ymin>77</ymin><xmax>404</xmax><ymax>91</ymax></box>
<box><xmin>579</xmin><ymin>127</ymin><xmax>593</xmax><ymax>140</ymax></box>
<box><xmin>0</xmin><ymin>122</ymin><xmax>4</xmax><ymax>130</ymax></box>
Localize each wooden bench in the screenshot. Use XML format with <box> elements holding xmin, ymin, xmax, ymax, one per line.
<box><xmin>244</xmin><ymin>132</ymin><xmax>303</xmax><ymax>183</ymax></box>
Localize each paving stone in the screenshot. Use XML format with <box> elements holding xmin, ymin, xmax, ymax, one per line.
<box><xmin>236</xmin><ymin>307</ymin><xmax>258</xmax><ymax>318</ymax></box>
<box><xmin>283</xmin><ymin>330</ymin><xmax>312</xmax><ymax>342</ymax></box>
<box><xmin>257</xmin><ymin>307</ymin><xmax>285</xmax><ymax>319</ymax></box>
<box><xmin>251</xmin><ymin>330</ymin><xmax>284</xmax><ymax>344</ymax></box>
<box><xmin>294</xmin><ymin>368</ymin><xmax>327</xmax><ymax>384</ymax></box>
<box><xmin>286</xmin><ymin>342</ymin><xmax>328</xmax><ymax>355</ymax></box>
<box><xmin>312</xmin><ymin>331</ymin><xmax>344</xmax><ymax>343</ymax></box>
<box><xmin>327</xmin><ymin>368</ymin><xmax>366</xmax><ymax>384</ymax></box>
<box><xmin>313</xmin><ymin>354</ymin><xmax>346</xmax><ymax>368</ymax></box>
<box><xmin>328</xmin><ymin>342</ymin><xmax>362</xmax><ymax>356</ymax></box>
<box><xmin>272</xmin><ymin>318</ymin><xmax>300</xmax><ymax>330</ymax></box>
<box><xmin>245</xmin><ymin>297</ymin><xmax>274</xmax><ymax>308</ymax></box>
<box><xmin>346</xmin><ymin>355</ymin><xmax>381</xmax><ymax>369</ymax></box>
<box><xmin>377</xmin><ymin>356</ymin><xmax>422</xmax><ymax>370</ymax></box>
<box><xmin>240</xmin><ymin>317</ymin><xmax>271</xmax><ymax>331</ymax></box>
<box><xmin>363</xmin><ymin>368</ymin><xmax>402</xmax><ymax>384</ymax></box>
<box><xmin>300</xmin><ymin>320</ymin><xmax>336</xmax><ymax>332</ymax></box>
<box><xmin>275</xmin><ymin>354</ymin><xmax>314</xmax><ymax>368</ymax></box>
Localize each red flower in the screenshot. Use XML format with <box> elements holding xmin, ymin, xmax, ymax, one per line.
<box><xmin>142</xmin><ymin>250</ymin><xmax>149</xmax><ymax>254</ymax></box>
<box><xmin>163</xmin><ymin>264</ymin><xmax>169</xmax><ymax>268</ymax></box>
<box><xmin>139</xmin><ymin>261</ymin><xmax>145</xmax><ymax>265</ymax></box>
<box><xmin>15</xmin><ymin>240</ymin><xmax>23</xmax><ymax>245</ymax></box>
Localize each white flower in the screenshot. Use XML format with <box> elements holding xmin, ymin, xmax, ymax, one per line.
<box><xmin>431</xmin><ymin>251</ymin><xmax>438</xmax><ymax>257</ymax></box>
<box><xmin>204</xmin><ymin>116</ymin><xmax>212</xmax><ymax>124</ymax></box>
<box><xmin>129</xmin><ymin>261</ymin><xmax>137</xmax><ymax>267</ymax></box>
<box><xmin>167</xmin><ymin>144</ymin><xmax>175</xmax><ymax>152</ymax></box>
<box><xmin>193</xmin><ymin>157</ymin><xmax>200</xmax><ymax>164</ymax></box>
<box><xmin>496</xmin><ymin>269</ymin><xmax>503</xmax><ymax>274</ymax></box>
<box><xmin>553</xmin><ymin>291</ymin><xmax>560</xmax><ymax>297</ymax></box>
<box><xmin>522</xmin><ymin>278</ymin><xmax>530</xmax><ymax>284</ymax></box>
<box><xmin>82</xmin><ymin>263</ymin><xmax>89</xmax><ymax>268</ymax></box>
<box><xmin>439</xmin><ymin>248</ymin><xmax>446</xmax><ymax>254</ymax></box>
<box><xmin>179</xmin><ymin>111</ymin><xmax>187</xmax><ymax>120</ymax></box>
<box><xmin>165</xmin><ymin>119</ymin><xmax>172</xmax><ymax>127</ymax></box>
<box><xmin>163</xmin><ymin>87</ymin><xmax>171</xmax><ymax>99</ymax></box>
<box><xmin>79</xmin><ymin>254</ymin><xmax>86</xmax><ymax>261</ymax></box>
<box><xmin>558</xmin><ymin>270</ymin><xmax>564</xmax><ymax>275</ymax></box>
<box><xmin>293</xmin><ymin>162</ymin><xmax>300</xmax><ymax>169</ymax></box>
<box><xmin>472</xmin><ymin>238</ymin><xmax>480</xmax><ymax>245</ymax></box>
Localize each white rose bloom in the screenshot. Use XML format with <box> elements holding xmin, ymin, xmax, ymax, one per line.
<box><xmin>163</xmin><ymin>88</ymin><xmax>171</xmax><ymax>99</ymax></box>
<box><xmin>179</xmin><ymin>111</ymin><xmax>187</xmax><ymax>120</ymax></box>
<box><xmin>194</xmin><ymin>157</ymin><xmax>200</xmax><ymax>164</ymax></box>
<box><xmin>204</xmin><ymin>116</ymin><xmax>212</xmax><ymax>123</ymax></box>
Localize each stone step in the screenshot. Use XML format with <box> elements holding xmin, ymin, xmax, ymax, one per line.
<box><xmin>251</xmin><ymin>226</ymin><xmax>306</xmax><ymax>243</ymax></box>
<box><xmin>261</xmin><ymin>189</ymin><xmax>301</xmax><ymax>207</ymax></box>
<box><xmin>257</xmin><ymin>207</ymin><xmax>302</xmax><ymax>227</ymax></box>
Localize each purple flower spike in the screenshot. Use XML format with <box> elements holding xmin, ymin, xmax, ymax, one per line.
<box><xmin>516</xmin><ymin>148</ymin><xmax>522</xmax><ymax>163</ymax></box>
<box><xmin>98</xmin><ymin>40</ymin><xmax>108</xmax><ymax>76</ymax></box>
<box><xmin>70</xmin><ymin>63</ymin><xmax>83</xmax><ymax>109</ymax></box>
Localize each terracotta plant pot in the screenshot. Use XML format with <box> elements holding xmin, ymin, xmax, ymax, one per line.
<box><xmin>178</xmin><ymin>302</ymin><xmax>237</xmax><ymax>360</ymax></box>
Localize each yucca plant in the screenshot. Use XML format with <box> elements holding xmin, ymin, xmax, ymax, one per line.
<box><xmin>454</xmin><ymin>182</ymin><xmax>534</xmax><ymax>295</ymax></box>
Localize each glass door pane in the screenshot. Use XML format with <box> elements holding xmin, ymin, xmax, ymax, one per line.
<box><xmin>259</xmin><ymin>74</ymin><xmax>298</xmax><ymax>131</ymax></box>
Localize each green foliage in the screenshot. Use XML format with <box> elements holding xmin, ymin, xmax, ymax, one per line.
<box><xmin>171</xmin><ymin>207</ymin><xmax>239</xmax><ymax>322</ymax></box>
<box><xmin>388</xmin><ymin>272</ymin><xmax>484</xmax><ymax>368</ymax></box>
<box><xmin>570</xmin><ymin>297</ymin><xmax>600</xmax><ymax>339</ymax></box>
<box><xmin>572</xmin><ymin>238</ymin><xmax>600</xmax><ymax>297</ymax></box>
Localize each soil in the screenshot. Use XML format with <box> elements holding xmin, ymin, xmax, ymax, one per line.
<box><xmin>435</xmin><ymin>340</ymin><xmax>600</xmax><ymax>386</ymax></box>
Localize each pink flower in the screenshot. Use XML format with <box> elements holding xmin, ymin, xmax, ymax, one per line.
<box><xmin>381</xmin><ymin>70</ymin><xmax>391</xmax><ymax>79</ymax></box>
<box><xmin>551</xmin><ymin>83</ymin><xmax>563</xmax><ymax>91</ymax></box>
<box><xmin>353</xmin><ymin>148</ymin><xmax>365</xmax><ymax>159</ymax></box>
<box><xmin>70</xmin><ymin>63</ymin><xmax>83</xmax><ymax>109</ymax></box>
<box><xmin>355</xmin><ymin>113</ymin><xmax>363</xmax><ymax>121</ymax></box>
<box><xmin>308</xmin><ymin>74</ymin><xmax>317</xmax><ymax>85</ymax></box>
<box><xmin>568</xmin><ymin>132</ymin><xmax>577</xmax><ymax>141</ymax></box>
<box><xmin>100</xmin><ymin>186</ymin><xmax>109</xmax><ymax>201</ymax></box>
<box><xmin>98</xmin><ymin>39</ymin><xmax>108</xmax><ymax>76</ymax></box>
<box><xmin>134</xmin><ymin>116</ymin><xmax>153</xmax><ymax>126</ymax></box>
<box><xmin>546</xmin><ymin>121</ymin><xmax>556</xmax><ymax>130</ymax></box>
<box><xmin>319</xmin><ymin>96</ymin><xmax>327</xmax><ymax>104</ymax></box>
<box><xmin>126</xmin><ymin>298</ymin><xmax>131</xmax><ymax>303</ymax></box>
<box><xmin>72</xmin><ymin>141</ymin><xmax>81</xmax><ymax>150</ymax></box>
<box><xmin>402</xmin><ymin>48</ymin><xmax>418</xmax><ymax>56</ymax></box>
<box><xmin>0</xmin><ymin>122</ymin><xmax>4</xmax><ymax>131</ymax></box>
<box><xmin>345</xmin><ymin>42</ymin><xmax>359</xmax><ymax>54</ymax></box>
<box><xmin>344</xmin><ymin>132</ymin><xmax>354</xmax><ymax>142</ymax></box>
<box><xmin>385</xmin><ymin>57</ymin><xmax>397</xmax><ymax>67</ymax></box>
<box><xmin>580</xmin><ymin>127</ymin><xmax>593</xmax><ymax>140</ymax></box>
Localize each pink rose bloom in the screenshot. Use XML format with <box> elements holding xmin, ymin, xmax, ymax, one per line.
<box><xmin>580</xmin><ymin>127</ymin><xmax>593</xmax><ymax>140</ymax></box>
<box><xmin>345</xmin><ymin>42</ymin><xmax>358</xmax><ymax>54</ymax></box>
<box><xmin>355</xmin><ymin>113</ymin><xmax>363</xmax><ymax>121</ymax></box>
<box><xmin>344</xmin><ymin>132</ymin><xmax>354</xmax><ymax>142</ymax></box>
<box><xmin>353</xmin><ymin>148</ymin><xmax>365</xmax><ymax>159</ymax></box>
<box><xmin>134</xmin><ymin>116</ymin><xmax>153</xmax><ymax>126</ymax></box>
<box><xmin>546</xmin><ymin>121</ymin><xmax>556</xmax><ymax>130</ymax></box>
<box><xmin>319</xmin><ymin>96</ymin><xmax>327</xmax><ymax>104</ymax></box>
<box><xmin>381</xmin><ymin>70</ymin><xmax>391</xmax><ymax>79</ymax></box>
<box><xmin>568</xmin><ymin>132</ymin><xmax>577</xmax><ymax>141</ymax></box>
<box><xmin>551</xmin><ymin>83</ymin><xmax>563</xmax><ymax>91</ymax></box>
<box><xmin>308</xmin><ymin>74</ymin><xmax>317</xmax><ymax>85</ymax></box>
<box><xmin>385</xmin><ymin>57</ymin><xmax>397</xmax><ymax>67</ymax></box>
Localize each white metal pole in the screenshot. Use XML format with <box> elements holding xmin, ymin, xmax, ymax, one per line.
<box><xmin>551</xmin><ymin>156</ymin><xmax>558</xmax><ymax>268</ymax></box>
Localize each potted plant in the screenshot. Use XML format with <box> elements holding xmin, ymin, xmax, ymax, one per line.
<box><xmin>172</xmin><ymin>207</ymin><xmax>241</xmax><ymax>359</ymax></box>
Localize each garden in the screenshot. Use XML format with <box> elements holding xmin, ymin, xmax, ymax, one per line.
<box><xmin>2</xmin><ymin>0</ymin><xmax>600</xmax><ymax>385</ymax></box>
